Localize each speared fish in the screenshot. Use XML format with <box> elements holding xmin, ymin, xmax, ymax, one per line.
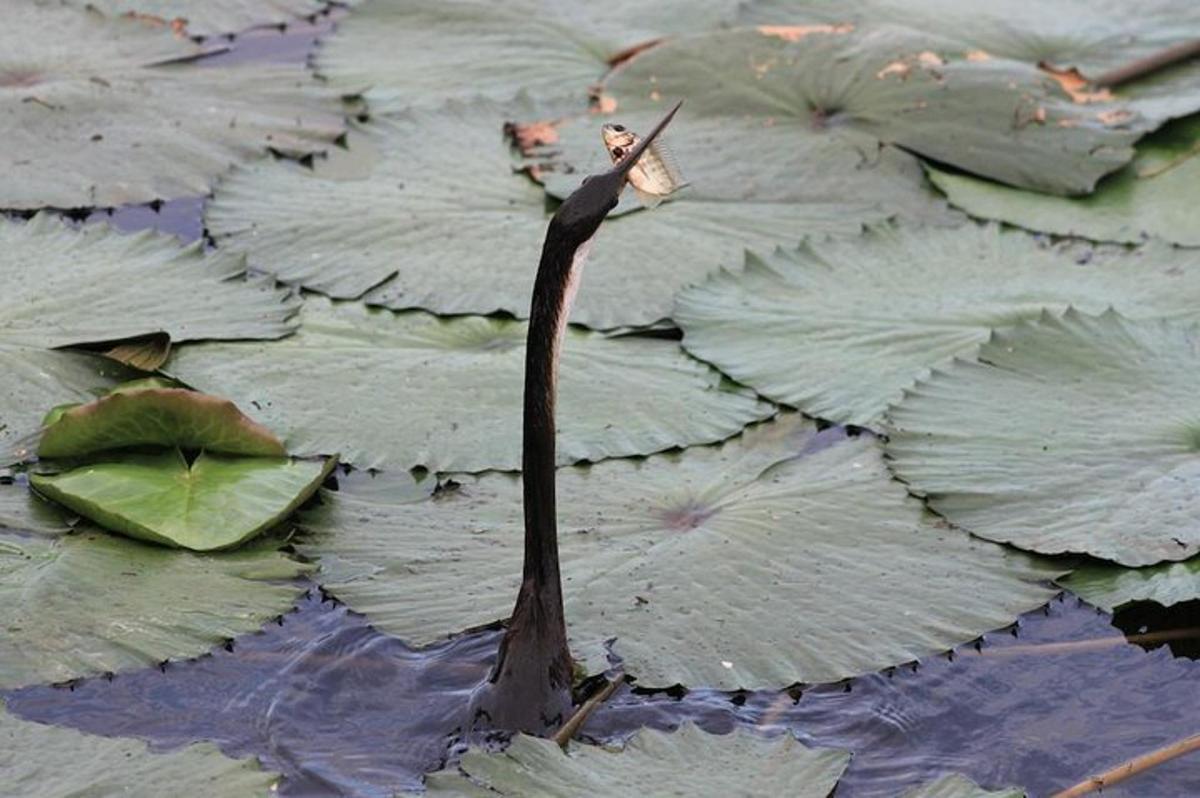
<box><xmin>600</xmin><ymin>121</ymin><xmax>688</xmax><ymax>208</ymax></box>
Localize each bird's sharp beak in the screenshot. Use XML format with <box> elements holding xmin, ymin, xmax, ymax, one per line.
<box><xmin>610</xmin><ymin>100</ymin><xmax>683</xmax><ymax>179</ymax></box>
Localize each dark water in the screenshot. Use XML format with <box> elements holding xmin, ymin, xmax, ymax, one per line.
<box><xmin>7</xmin><ymin>592</ymin><xmax>1200</xmax><ymax>797</ymax></box>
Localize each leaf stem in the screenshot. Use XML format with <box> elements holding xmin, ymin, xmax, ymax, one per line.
<box><xmin>1093</xmin><ymin>39</ymin><xmax>1200</xmax><ymax>87</ymax></box>
<box><xmin>1050</xmin><ymin>733</ymin><xmax>1200</xmax><ymax>797</ymax></box>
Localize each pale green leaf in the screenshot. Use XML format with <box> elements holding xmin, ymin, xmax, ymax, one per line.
<box><xmin>887</xmin><ymin>310</ymin><xmax>1200</xmax><ymax>567</ymax></box>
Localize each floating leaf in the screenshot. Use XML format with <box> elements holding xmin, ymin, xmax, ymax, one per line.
<box><xmin>0</xmin><ymin>1</ymin><xmax>343</xmax><ymax>208</ymax></box>
<box><xmin>901</xmin><ymin>773</ymin><xmax>1025</xmax><ymax>798</ymax></box>
<box><xmin>0</xmin><ymin>214</ymin><xmax>297</xmax><ymax>349</ymax></box>
<box><xmin>0</xmin><ymin>485</ymin><xmax>311</xmax><ymax>688</ymax></box>
<box><xmin>314</xmin><ymin>0</ymin><xmax>742</xmax><ymax>112</ymax></box>
<box><xmin>38</xmin><ymin>383</ymin><xmax>286</xmax><ymax>459</ymax></box>
<box><xmin>887</xmin><ymin>310</ymin><xmax>1200</xmax><ymax>567</ymax></box>
<box><xmin>542</xmin><ymin>26</ymin><xmax>1139</xmax><ymax>197</ymax></box>
<box><xmin>741</xmin><ymin>0</ymin><xmax>1200</xmax><ymax>125</ymax></box>
<box><xmin>675</xmin><ymin>223</ymin><xmax>1200</xmax><ymax>426</ymax></box>
<box><xmin>1060</xmin><ymin>556</ymin><xmax>1200</xmax><ymax>611</ymax></box>
<box><xmin>74</xmin><ymin>0</ymin><xmax>328</xmax><ymax>38</ymax></box>
<box><xmin>298</xmin><ymin>415</ymin><xmax>1059</xmax><ymax>688</ymax></box>
<box><xmin>425</xmin><ymin>725</ymin><xmax>849</xmax><ymax>797</ymax></box>
<box><xmin>0</xmin><ymin>347</ymin><xmax>138</xmax><ymax>466</ymax></box>
<box><xmin>168</xmin><ymin>296</ymin><xmax>772</xmax><ymax>472</ymax></box>
<box><xmin>31</xmin><ymin>450</ymin><xmax>333</xmax><ymax>550</ymax></box>
<box><xmin>929</xmin><ymin>115</ymin><xmax>1200</xmax><ymax>247</ymax></box>
<box><xmin>0</xmin><ymin>704</ymin><xmax>279</xmax><ymax>797</ymax></box>
<box><xmin>204</xmin><ymin>100</ymin><xmax>901</xmax><ymax>329</ymax></box>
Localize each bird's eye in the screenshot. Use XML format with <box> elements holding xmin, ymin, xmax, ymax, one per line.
<box><xmin>612</xmin><ymin>146</ymin><xmax>624</xmax><ymax>158</ymax></box>
<box><xmin>612</xmin><ymin>124</ymin><xmax>626</xmax><ymax>132</ymax></box>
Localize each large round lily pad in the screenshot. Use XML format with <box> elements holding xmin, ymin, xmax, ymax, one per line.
<box><xmin>0</xmin><ymin>347</ymin><xmax>137</xmax><ymax>466</ymax></box>
<box><xmin>38</xmin><ymin>383</ymin><xmax>285</xmax><ymax>458</ymax></box>
<box><xmin>929</xmin><ymin>115</ymin><xmax>1200</xmax><ymax>247</ymax></box>
<box><xmin>204</xmin><ymin>99</ymin><xmax>904</xmax><ymax>329</ymax></box>
<box><xmin>741</xmin><ymin>0</ymin><xmax>1200</xmax><ymax>125</ymax></box>
<box><xmin>74</xmin><ymin>0</ymin><xmax>327</xmax><ymax>38</ymax></box>
<box><xmin>675</xmin><ymin>223</ymin><xmax>1200</xmax><ymax>426</ymax></box>
<box><xmin>167</xmin><ymin>296</ymin><xmax>772</xmax><ymax>472</ymax></box>
<box><xmin>0</xmin><ymin>704</ymin><xmax>279</xmax><ymax>797</ymax></box>
<box><xmin>0</xmin><ymin>484</ymin><xmax>312</xmax><ymax>688</ymax></box>
<box><xmin>542</xmin><ymin>25</ymin><xmax>1140</xmax><ymax>197</ymax></box>
<box><xmin>887</xmin><ymin>310</ymin><xmax>1200</xmax><ymax>567</ymax></box>
<box><xmin>314</xmin><ymin>0</ymin><xmax>742</xmax><ymax>112</ymax></box>
<box><xmin>299</xmin><ymin>415</ymin><xmax>1060</xmax><ymax>688</ymax></box>
<box><xmin>1059</xmin><ymin>556</ymin><xmax>1200</xmax><ymax>611</ymax></box>
<box><xmin>425</xmin><ymin>724</ymin><xmax>849</xmax><ymax>797</ymax></box>
<box><xmin>31</xmin><ymin>450</ymin><xmax>334</xmax><ymax>550</ymax></box>
<box><xmin>0</xmin><ymin>1</ymin><xmax>343</xmax><ymax>208</ymax></box>
<box><xmin>0</xmin><ymin>214</ymin><xmax>297</xmax><ymax>351</ymax></box>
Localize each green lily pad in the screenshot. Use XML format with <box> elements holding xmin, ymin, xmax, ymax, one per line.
<box><xmin>539</xmin><ymin>25</ymin><xmax>1139</xmax><ymax>198</ymax></box>
<box><xmin>38</xmin><ymin>383</ymin><xmax>286</xmax><ymax>459</ymax></box>
<box><xmin>902</xmin><ymin>773</ymin><xmax>1025</xmax><ymax>798</ymax></box>
<box><xmin>0</xmin><ymin>484</ymin><xmax>312</xmax><ymax>688</ymax></box>
<box><xmin>167</xmin><ymin>296</ymin><xmax>773</xmax><ymax>472</ymax></box>
<box><xmin>1</xmin><ymin>347</ymin><xmax>138</xmax><ymax>466</ymax></box>
<box><xmin>887</xmin><ymin>310</ymin><xmax>1200</xmax><ymax>567</ymax></box>
<box><xmin>0</xmin><ymin>1</ymin><xmax>343</xmax><ymax>208</ymax></box>
<box><xmin>741</xmin><ymin>0</ymin><xmax>1200</xmax><ymax>125</ymax></box>
<box><xmin>74</xmin><ymin>0</ymin><xmax>328</xmax><ymax>38</ymax></box>
<box><xmin>425</xmin><ymin>724</ymin><xmax>849</xmax><ymax>797</ymax></box>
<box><xmin>298</xmin><ymin>414</ymin><xmax>1060</xmax><ymax>688</ymax></box>
<box><xmin>0</xmin><ymin>214</ymin><xmax>298</xmax><ymax>350</ymax></box>
<box><xmin>314</xmin><ymin>0</ymin><xmax>742</xmax><ymax>112</ymax></box>
<box><xmin>1059</xmin><ymin>556</ymin><xmax>1200</xmax><ymax>611</ymax></box>
<box><xmin>31</xmin><ymin>450</ymin><xmax>334</xmax><ymax>550</ymax></box>
<box><xmin>675</xmin><ymin>223</ymin><xmax>1200</xmax><ymax>426</ymax></box>
<box><xmin>204</xmin><ymin>99</ymin><xmax>914</xmax><ymax>329</ymax></box>
<box><xmin>0</xmin><ymin>704</ymin><xmax>279</xmax><ymax>797</ymax></box>
<box><xmin>929</xmin><ymin>115</ymin><xmax>1200</xmax><ymax>247</ymax></box>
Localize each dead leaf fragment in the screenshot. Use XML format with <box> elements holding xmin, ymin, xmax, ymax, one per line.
<box><xmin>1097</xmin><ymin>108</ymin><xmax>1135</xmax><ymax>126</ymax></box>
<box><xmin>1040</xmin><ymin>64</ymin><xmax>1114</xmax><ymax>103</ymax></box>
<box><xmin>966</xmin><ymin>50</ymin><xmax>991</xmax><ymax>62</ymax></box>
<box><xmin>503</xmin><ymin>119</ymin><xmax>561</xmax><ymax>155</ymax></box>
<box><xmin>757</xmin><ymin>24</ymin><xmax>853</xmax><ymax>42</ymax></box>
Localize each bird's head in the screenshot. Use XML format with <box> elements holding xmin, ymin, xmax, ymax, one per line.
<box><xmin>548</xmin><ymin>100</ymin><xmax>682</xmax><ymax>247</ymax></box>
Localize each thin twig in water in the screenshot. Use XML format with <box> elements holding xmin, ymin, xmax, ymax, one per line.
<box><xmin>553</xmin><ymin>676</ymin><xmax>624</xmax><ymax>748</ymax></box>
<box><xmin>1050</xmin><ymin>733</ymin><xmax>1200</xmax><ymax>797</ymax></box>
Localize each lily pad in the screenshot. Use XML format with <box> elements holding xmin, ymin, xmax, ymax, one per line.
<box><xmin>902</xmin><ymin>773</ymin><xmax>1025</xmax><ymax>798</ymax></box>
<box><xmin>298</xmin><ymin>414</ymin><xmax>1060</xmax><ymax>688</ymax></box>
<box><xmin>31</xmin><ymin>450</ymin><xmax>333</xmax><ymax>550</ymax></box>
<box><xmin>741</xmin><ymin>0</ymin><xmax>1200</xmax><ymax>125</ymax></box>
<box><xmin>204</xmin><ymin>100</ymin><xmax>905</xmax><ymax>329</ymax></box>
<box><xmin>887</xmin><ymin>310</ymin><xmax>1200</xmax><ymax>567</ymax></box>
<box><xmin>167</xmin><ymin>296</ymin><xmax>773</xmax><ymax>472</ymax></box>
<box><xmin>929</xmin><ymin>115</ymin><xmax>1200</xmax><ymax>247</ymax></box>
<box><xmin>0</xmin><ymin>484</ymin><xmax>311</xmax><ymax>688</ymax></box>
<box><xmin>0</xmin><ymin>214</ymin><xmax>298</xmax><ymax>350</ymax></box>
<box><xmin>543</xmin><ymin>25</ymin><xmax>1140</xmax><ymax>197</ymax></box>
<box><xmin>314</xmin><ymin>0</ymin><xmax>742</xmax><ymax>113</ymax></box>
<box><xmin>75</xmin><ymin>0</ymin><xmax>328</xmax><ymax>38</ymax></box>
<box><xmin>0</xmin><ymin>1</ymin><xmax>343</xmax><ymax>208</ymax></box>
<box><xmin>425</xmin><ymin>724</ymin><xmax>849</xmax><ymax>797</ymax></box>
<box><xmin>0</xmin><ymin>347</ymin><xmax>138</xmax><ymax>466</ymax></box>
<box><xmin>1060</xmin><ymin>556</ymin><xmax>1200</xmax><ymax>611</ymax></box>
<box><xmin>0</xmin><ymin>704</ymin><xmax>279</xmax><ymax>797</ymax></box>
<box><xmin>675</xmin><ymin>223</ymin><xmax>1200</xmax><ymax>426</ymax></box>
<box><xmin>38</xmin><ymin>383</ymin><xmax>286</xmax><ymax>459</ymax></box>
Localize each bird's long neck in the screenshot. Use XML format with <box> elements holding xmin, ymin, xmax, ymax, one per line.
<box><xmin>477</xmin><ymin>224</ymin><xmax>590</xmax><ymax>731</ymax></box>
<box><xmin>522</xmin><ymin>232</ymin><xmax>591</xmax><ymax>593</ymax></box>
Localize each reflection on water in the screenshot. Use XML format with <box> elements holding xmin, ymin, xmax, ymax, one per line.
<box><xmin>7</xmin><ymin>592</ymin><xmax>1199</xmax><ymax>796</ymax></box>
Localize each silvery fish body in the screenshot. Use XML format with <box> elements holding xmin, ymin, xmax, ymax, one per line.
<box><xmin>600</xmin><ymin>122</ymin><xmax>688</xmax><ymax>208</ymax></box>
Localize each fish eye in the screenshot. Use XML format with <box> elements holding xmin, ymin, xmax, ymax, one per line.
<box><xmin>612</xmin><ymin>146</ymin><xmax>624</xmax><ymax>158</ymax></box>
<box><xmin>612</xmin><ymin>124</ymin><xmax>625</xmax><ymax>132</ymax></box>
